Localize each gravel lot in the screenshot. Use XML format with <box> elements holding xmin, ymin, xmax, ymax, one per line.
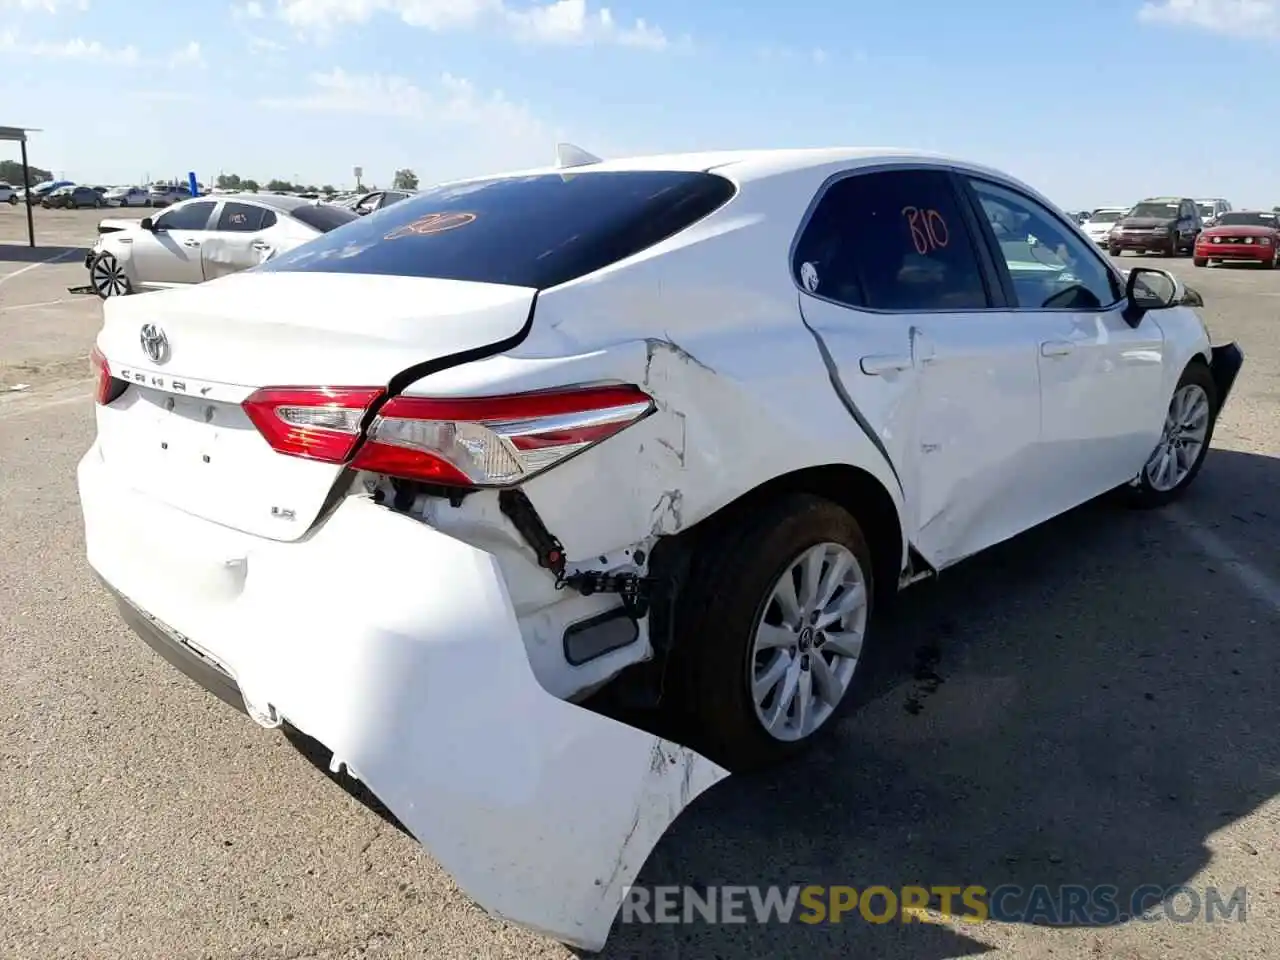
<box><xmin>2</xmin><ymin>206</ymin><xmax>1278</xmax><ymax>960</ymax></box>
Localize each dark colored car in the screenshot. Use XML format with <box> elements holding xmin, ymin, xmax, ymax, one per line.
<box><xmin>1193</xmin><ymin>210</ymin><xmax>1280</xmax><ymax>268</ymax></box>
<box><xmin>1107</xmin><ymin>197</ymin><xmax>1202</xmax><ymax>257</ymax></box>
<box><xmin>350</xmin><ymin>189</ymin><xmax>414</xmax><ymax>215</ymax></box>
<box><xmin>42</xmin><ymin>185</ymin><xmax>104</xmax><ymax>209</ymax></box>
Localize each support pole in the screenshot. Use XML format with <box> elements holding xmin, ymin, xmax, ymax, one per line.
<box><xmin>20</xmin><ymin>135</ymin><xmax>34</xmax><ymax>248</ymax></box>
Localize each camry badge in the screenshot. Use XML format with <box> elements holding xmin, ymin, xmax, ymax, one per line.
<box><xmin>139</xmin><ymin>323</ymin><xmax>168</xmax><ymax>364</ymax></box>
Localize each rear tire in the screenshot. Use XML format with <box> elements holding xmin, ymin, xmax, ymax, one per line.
<box><xmin>1108</xmin><ymin>246</ymin><xmax>1121</xmax><ymax>257</ymax></box>
<box><xmin>1193</xmin><ymin>256</ymin><xmax>1207</xmax><ymax>267</ymax></box>
<box><xmin>1125</xmin><ymin>362</ymin><xmax>1218</xmax><ymax>509</ymax></box>
<box><xmin>671</xmin><ymin>494</ymin><xmax>874</xmax><ymax>773</ymax></box>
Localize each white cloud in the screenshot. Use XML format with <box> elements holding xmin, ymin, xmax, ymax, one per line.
<box><xmin>506</xmin><ymin>0</ymin><xmax>665</xmax><ymax>47</ymax></box>
<box><xmin>232</xmin><ymin>0</ymin><xmax>266</xmax><ymax>17</ymax></box>
<box><xmin>1137</xmin><ymin>0</ymin><xmax>1280</xmax><ymax>39</ymax></box>
<box><xmin>271</xmin><ymin>0</ymin><xmax>671</xmax><ymax>48</ymax></box>
<box><xmin>258</xmin><ymin>67</ymin><xmax>546</xmax><ymax>140</ymax></box>
<box><xmin>0</xmin><ymin>28</ymin><xmax>139</xmax><ymax>63</ymax></box>
<box><xmin>247</xmin><ymin>33</ymin><xmax>288</xmax><ymax>51</ymax></box>
<box><xmin>0</xmin><ymin>0</ymin><xmax>91</xmax><ymax>11</ymax></box>
<box><xmin>167</xmin><ymin>40</ymin><xmax>205</xmax><ymax>67</ymax></box>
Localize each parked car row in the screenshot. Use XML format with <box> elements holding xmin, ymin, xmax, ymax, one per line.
<box><xmin>1076</xmin><ymin>197</ymin><xmax>1279</xmax><ymax>268</ymax></box>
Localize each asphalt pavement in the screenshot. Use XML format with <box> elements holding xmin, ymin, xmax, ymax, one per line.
<box><xmin>1</xmin><ymin>206</ymin><xmax>1278</xmax><ymax>960</ymax></box>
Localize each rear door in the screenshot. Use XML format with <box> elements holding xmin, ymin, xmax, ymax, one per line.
<box><xmin>202</xmin><ymin>201</ymin><xmax>280</xmax><ymax>279</ymax></box>
<box><xmin>960</xmin><ymin>175</ymin><xmax>1166</xmax><ymax>511</ymax></box>
<box><xmin>793</xmin><ymin>166</ymin><xmax>1044</xmax><ymax>567</ymax></box>
<box><xmin>131</xmin><ymin>200</ymin><xmax>216</xmax><ymax>286</ymax></box>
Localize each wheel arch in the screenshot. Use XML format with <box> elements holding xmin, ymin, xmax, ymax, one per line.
<box><xmin>663</xmin><ymin>463</ymin><xmax>907</xmax><ymax>610</ymax></box>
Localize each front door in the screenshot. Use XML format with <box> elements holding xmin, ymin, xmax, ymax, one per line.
<box><xmin>961</xmin><ymin>175</ymin><xmax>1167</xmax><ymax>514</ymax></box>
<box><xmin>793</xmin><ymin>166</ymin><xmax>1043</xmax><ymax>569</ymax></box>
<box><xmin>130</xmin><ymin>200</ymin><xmax>216</xmax><ymax>287</ymax></box>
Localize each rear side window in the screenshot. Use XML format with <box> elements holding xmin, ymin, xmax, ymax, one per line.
<box><xmin>259</xmin><ymin>171</ymin><xmax>737</xmax><ymax>289</ymax></box>
<box><xmin>290</xmin><ymin>203</ymin><xmax>358</xmax><ymax>233</ymax></box>
<box><xmin>793</xmin><ymin>169</ymin><xmax>989</xmax><ymax>311</ymax></box>
<box><xmin>217</xmin><ymin>202</ymin><xmax>268</xmax><ymax>232</ymax></box>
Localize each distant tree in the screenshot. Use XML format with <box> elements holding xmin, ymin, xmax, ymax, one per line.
<box><xmin>393</xmin><ymin>168</ymin><xmax>419</xmax><ymax>190</ymax></box>
<box><xmin>241</xmin><ymin>179</ymin><xmax>260</xmax><ymax>193</ymax></box>
<box><xmin>216</xmin><ymin>173</ymin><xmax>243</xmax><ymax>190</ymax></box>
<box><xmin>0</xmin><ymin>159</ymin><xmax>53</xmax><ymax>185</ymax></box>
<box><xmin>321</xmin><ymin>184</ymin><xmax>336</xmax><ymax>195</ymax></box>
<box><xmin>265</xmin><ymin>178</ymin><xmax>293</xmax><ymax>192</ymax></box>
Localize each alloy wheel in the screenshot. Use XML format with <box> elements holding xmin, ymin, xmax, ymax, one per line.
<box><xmin>90</xmin><ymin>254</ymin><xmax>130</xmax><ymax>298</ymax></box>
<box><xmin>749</xmin><ymin>541</ymin><xmax>867</xmax><ymax>742</ymax></box>
<box><xmin>1144</xmin><ymin>383</ymin><xmax>1210</xmax><ymax>492</ymax></box>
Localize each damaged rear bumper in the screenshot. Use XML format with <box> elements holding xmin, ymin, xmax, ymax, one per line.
<box><xmin>78</xmin><ymin>448</ymin><xmax>728</xmax><ymax>951</ymax></box>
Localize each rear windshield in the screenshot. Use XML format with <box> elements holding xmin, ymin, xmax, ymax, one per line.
<box><xmin>259</xmin><ymin>170</ymin><xmax>737</xmax><ymax>289</ymax></box>
<box><xmin>290</xmin><ymin>202</ymin><xmax>359</xmax><ymax>232</ymax></box>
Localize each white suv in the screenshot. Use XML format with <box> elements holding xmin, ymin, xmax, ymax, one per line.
<box><xmin>79</xmin><ymin>147</ymin><xmax>1243</xmax><ymax>952</ymax></box>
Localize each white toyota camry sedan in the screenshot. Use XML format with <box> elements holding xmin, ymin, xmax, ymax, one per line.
<box><xmin>85</xmin><ymin>193</ymin><xmax>358</xmax><ymax>297</ymax></box>
<box><xmin>79</xmin><ymin>146</ymin><xmax>1243</xmax><ymax>951</ymax></box>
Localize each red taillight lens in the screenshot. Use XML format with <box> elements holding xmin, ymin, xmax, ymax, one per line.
<box><xmin>350</xmin><ymin>384</ymin><xmax>654</xmax><ymax>489</ymax></box>
<box><xmin>91</xmin><ymin>345</ymin><xmax>124</xmax><ymax>405</ymax></box>
<box><xmin>242</xmin><ymin>386</ymin><xmax>384</xmax><ymax>463</ymax></box>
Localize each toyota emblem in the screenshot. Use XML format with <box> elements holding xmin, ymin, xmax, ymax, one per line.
<box><xmin>139</xmin><ymin>323</ymin><xmax>168</xmax><ymax>364</ymax></box>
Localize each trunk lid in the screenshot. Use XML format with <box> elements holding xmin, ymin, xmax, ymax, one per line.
<box><xmin>93</xmin><ymin>271</ymin><xmax>534</xmax><ymax>542</ymax></box>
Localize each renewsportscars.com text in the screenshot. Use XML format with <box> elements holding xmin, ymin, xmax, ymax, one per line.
<box><xmin>620</xmin><ymin>884</ymin><xmax>1248</xmax><ymax>926</ymax></box>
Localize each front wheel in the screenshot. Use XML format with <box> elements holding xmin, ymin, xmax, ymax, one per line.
<box><xmin>89</xmin><ymin>252</ymin><xmax>132</xmax><ymax>298</ymax></box>
<box><xmin>671</xmin><ymin>494</ymin><xmax>874</xmax><ymax>772</ymax></box>
<box><xmin>1193</xmin><ymin>256</ymin><xmax>1208</xmax><ymax>267</ymax></box>
<box><xmin>1126</xmin><ymin>362</ymin><xmax>1218</xmax><ymax>509</ymax></box>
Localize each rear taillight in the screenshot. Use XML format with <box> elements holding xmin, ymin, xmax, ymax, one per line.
<box><xmin>242</xmin><ymin>386</ymin><xmax>384</xmax><ymax>463</ymax></box>
<box><xmin>350</xmin><ymin>384</ymin><xmax>654</xmax><ymax>488</ymax></box>
<box><xmin>91</xmin><ymin>345</ymin><xmax>125</xmax><ymax>405</ymax></box>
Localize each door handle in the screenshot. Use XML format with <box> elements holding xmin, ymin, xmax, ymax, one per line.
<box><xmin>1041</xmin><ymin>340</ymin><xmax>1074</xmax><ymax>358</ymax></box>
<box><xmin>182</xmin><ymin>239</ymin><xmax>201</xmax><ymax>248</ymax></box>
<box><xmin>251</xmin><ymin>241</ymin><xmax>271</xmax><ymax>250</ymax></box>
<box><xmin>860</xmin><ymin>354</ymin><xmax>913</xmax><ymax>376</ymax></box>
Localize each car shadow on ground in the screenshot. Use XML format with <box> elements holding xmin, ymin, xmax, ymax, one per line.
<box><xmin>286</xmin><ymin>450</ymin><xmax>1280</xmax><ymax>960</ymax></box>
<box><xmin>0</xmin><ymin>243</ymin><xmax>87</xmax><ymax>263</ymax></box>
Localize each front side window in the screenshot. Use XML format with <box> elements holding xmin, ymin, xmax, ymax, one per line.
<box><xmin>967</xmin><ymin>178</ymin><xmax>1120</xmax><ymax>310</ymax></box>
<box><xmin>793</xmin><ymin>168</ymin><xmax>990</xmax><ymax>312</ymax></box>
<box><xmin>261</xmin><ymin>170</ymin><xmax>737</xmax><ymax>289</ymax></box>
<box><xmin>155</xmin><ymin>201</ymin><xmax>215</xmax><ymax>231</ymax></box>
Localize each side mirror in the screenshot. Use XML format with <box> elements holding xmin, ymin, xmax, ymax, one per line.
<box><xmin>139</xmin><ymin>217</ymin><xmax>155</xmax><ymax>231</ymax></box>
<box><xmin>1123</xmin><ymin>266</ymin><xmax>1178</xmax><ymax>326</ymax></box>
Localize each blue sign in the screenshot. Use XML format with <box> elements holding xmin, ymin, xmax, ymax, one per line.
<box><xmin>188</xmin><ymin>171</ymin><xmax>199</xmax><ymax>196</ymax></box>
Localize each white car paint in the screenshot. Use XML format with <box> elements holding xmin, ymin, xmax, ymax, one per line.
<box><xmin>78</xmin><ymin>147</ymin><xmax>1238</xmax><ymax>951</ymax></box>
<box><xmin>90</xmin><ymin>196</ymin><xmax>335</xmax><ymax>293</ymax></box>
<box><xmin>103</xmin><ymin>186</ymin><xmax>150</xmax><ymax>208</ymax></box>
<box><xmin>1081</xmin><ymin>206</ymin><xmax>1130</xmax><ymax>245</ymax></box>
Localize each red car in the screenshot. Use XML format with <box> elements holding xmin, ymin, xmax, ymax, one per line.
<box><xmin>1194</xmin><ymin>210</ymin><xmax>1280</xmax><ymax>268</ymax></box>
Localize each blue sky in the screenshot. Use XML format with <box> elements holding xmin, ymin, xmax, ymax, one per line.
<box><xmin>2</xmin><ymin>0</ymin><xmax>1279</xmax><ymax>209</ymax></box>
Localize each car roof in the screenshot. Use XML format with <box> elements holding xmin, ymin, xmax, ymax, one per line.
<box><xmin>1139</xmin><ymin>196</ymin><xmax>1186</xmax><ymax>203</ymax></box>
<box><xmin>212</xmin><ymin>192</ymin><xmax>318</xmax><ymax>213</ymax></box>
<box><xmin>432</xmin><ymin>146</ymin><xmax>1018</xmax><ymax>189</ymax></box>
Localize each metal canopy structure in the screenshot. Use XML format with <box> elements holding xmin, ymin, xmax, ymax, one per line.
<box><xmin>1</xmin><ymin>125</ymin><xmax>41</xmax><ymax>247</ymax></box>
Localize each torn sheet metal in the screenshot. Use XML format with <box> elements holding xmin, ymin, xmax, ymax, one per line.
<box><xmin>79</xmin><ymin>459</ymin><xmax>728</xmax><ymax>951</ymax></box>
